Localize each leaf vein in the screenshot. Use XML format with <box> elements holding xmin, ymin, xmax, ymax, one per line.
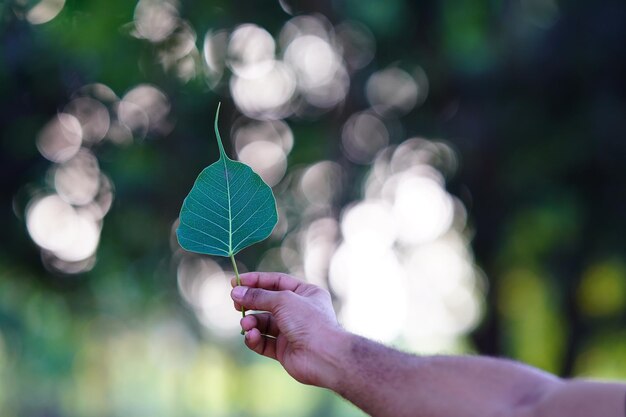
<box><xmin>201</xmin><ymin>178</ymin><xmax>228</xmax><ymax>196</ymax></box>
<box><xmin>178</xmin><ymin>236</ymin><xmax>229</xmax><ymax>255</ymax></box>
<box><xmin>185</xmin><ymin>210</ymin><xmax>229</xmax><ymax>233</ymax></box>
<box><xmin>232</xmin><ymin>214</ymin><xmax>275</xmax><ymax>253</ymax></box>
<box><xmin>179</xmin><ymin>219</ymin><xmax>230</xmax><ymax>247</ymax></box>
<box><xmin>231</xmin><ymin>184</ymin><xmax>262</xmax><ymax>221</ymax></box>
<box><xmin>187</xmin><ymin>195</ymin><xmax>229</xmax><ymax>221</ymax></box>
<box><xmin>228</xmin><ymin>169</ymin><xmax>250</xmax><ymax>195</ymax></box>
<box><xmin>231</xmin><ymin>192</ymin><xmax>272</xmax><ymax>235</ymax></box>
<box><xmin>194</xmin><ymin>186</ymin><xmax>229</xmax><ymax>212</ymax></box>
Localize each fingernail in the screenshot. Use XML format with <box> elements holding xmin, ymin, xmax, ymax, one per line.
<box><xmin>232</xmin><ymin>286</ymin><xmax>247</xmax><ymax>300</ymax></box>
<box><xmin>244</xmin><ymin>331</ymin><xmax>250</xmax><ymax>340</ymax></box>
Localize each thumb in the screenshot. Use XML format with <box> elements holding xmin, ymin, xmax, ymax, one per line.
<box><xmin>231</xmin><ymin>286</ymin><xmax>290</xmax><ymax>312</ymax></box>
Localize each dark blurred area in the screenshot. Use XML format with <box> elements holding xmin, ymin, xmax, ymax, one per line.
<box><xmin>1</xmin><ymin>0</ymin><xmax>625</xmax><ymax>415</ymax></box>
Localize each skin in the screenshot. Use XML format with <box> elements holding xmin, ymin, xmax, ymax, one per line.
<box><xmin>231</xmin><ymin>272</ymin><xmax>626</xmax><ymax>417</ymax></box>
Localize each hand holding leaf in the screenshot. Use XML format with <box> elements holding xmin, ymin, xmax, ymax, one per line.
<box><xmin>176</xmin><ymin>103</ymin><xmax>278</xmax><ymax>320</ymax></box>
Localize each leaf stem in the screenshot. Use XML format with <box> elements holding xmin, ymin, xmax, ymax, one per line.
<box><xmin>230</xmin><ymin>253</ymin><xmax>246</xmax><ymax>320</ymax></box>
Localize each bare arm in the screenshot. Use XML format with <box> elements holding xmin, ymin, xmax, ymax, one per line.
<box><xmin>231</xmin><ymin>272</ymin><xmax>626</xmax><ymax>417</ymax></box>
<box><xmin>318</xmin><ymin>334</ymin><xmax>625</xmax><ymax>417</ymax></box>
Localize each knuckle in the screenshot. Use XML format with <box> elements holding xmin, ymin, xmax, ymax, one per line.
<box><xmin>321</xmin><ymin>288</ymin><xmax>332</xmax><ymax>300</ymax></box>
<box><xmin>278</xmin><ymin>290</ymin><xmax>296</xmax><ymax>305</ymax></box>
<box><xmin>275</xmin><ymin>274</ymin><xmax>285</xmax><ymax>290</ymax></box>
<box><xmin>276</xmin><ymin>290</ymin><xmax>290</xmax><ymax>303</ymax></box>
<box><xmin>309</xmin><ymin>286</ymin><xmax>330</xmax><ymax>298</ymax></box>
<box><xmin>318</xmin><ymin>287</ymin><xmax>331</xmax><ymax>297</ymax></box>
<box><xmin>247</xmin><ymin>288</ymin><xmax>262</xmax><ymax>305</ymax></box>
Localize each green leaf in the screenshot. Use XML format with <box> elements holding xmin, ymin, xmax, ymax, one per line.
<box><xmin>176</xmin><ymin>103</ymin><xmax>278</xmax><ymax>257</ymax></box>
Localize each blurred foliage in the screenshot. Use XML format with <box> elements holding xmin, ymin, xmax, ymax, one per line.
<box><xmin>1</xmin><ymin>0</ymin><xmax>626</xmax><ymax>416</ymax></box>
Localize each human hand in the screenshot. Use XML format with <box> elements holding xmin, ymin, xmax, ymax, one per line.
<box><xmin>230</xmin><ymin>272</ymin><xmax>346</xmax><ymax>388</ymax></box>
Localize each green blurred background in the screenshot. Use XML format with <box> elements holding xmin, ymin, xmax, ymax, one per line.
<box><xmin>1</xmin><ymin>0</ymin><xmax>625</xmax><ymax>416</ymax></box>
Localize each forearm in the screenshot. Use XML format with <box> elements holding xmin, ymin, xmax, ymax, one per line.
<box><xmin>317</xmin><ymin>330</ymin><xmax>563</xmax><ymax>417</ymax></box>
<box><xmin>230</xmin><ymin>273</ymin><xmax>625</xmax><ymax>417</ymax></box>
<box><xmin>524</xmin><ymin>380</ymin><xmax>626</xmax><ymax>417</ymax></box>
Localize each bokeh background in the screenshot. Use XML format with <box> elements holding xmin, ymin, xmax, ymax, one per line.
<box><xmin>2</xmin><ymin>0</ymin><xmax>626</xmax><ymax>415</ymax></box>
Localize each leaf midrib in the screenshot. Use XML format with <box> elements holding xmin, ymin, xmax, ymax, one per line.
<box><xmin>223</xmin><ymin>156</ymin><xmax>233</xmax><ymax>255</ymax></box>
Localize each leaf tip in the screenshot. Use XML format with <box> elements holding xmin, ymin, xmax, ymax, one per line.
<box><xmin>214</xmin><ymin>102</ymin><xmax>227</xmax><ymax>158</ymax></box>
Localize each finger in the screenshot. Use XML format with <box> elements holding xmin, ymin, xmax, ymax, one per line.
<box><xmin>244</xmin><ymin>328</ymin><xmax>277</xmax><ymax>360</ymax></box>
<box><xmin>236</xmin><ymin>272</ymin><xmax>308</xmax><ymax>293</ymax></box>
<box><xmin>233</xmin><ymin>300</ymin><xmax>243</xmax><ymax>312</ymax></box>
<box><xmin>231</xmin><ymin>286</ymin><xmax>295</xmax><ymax>312</ymax></box>
<box><xmin>241</xmin><ymin>313</ymin><xmax>279</xmax><ymax>337</ymax></box>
